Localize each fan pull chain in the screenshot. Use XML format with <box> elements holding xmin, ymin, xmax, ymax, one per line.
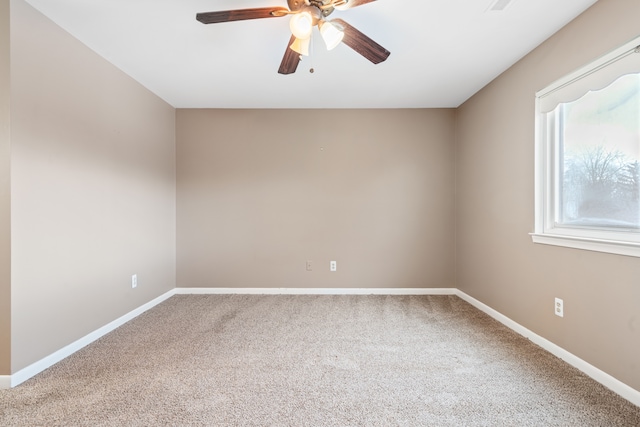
<box><xmin>309</xmin><ymin>32</ymin><xmax>315</xmax><ymax>73</ymax></box>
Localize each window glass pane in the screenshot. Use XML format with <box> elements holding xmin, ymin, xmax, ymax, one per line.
<box><xmin>557</xmin><ymin>73</ymin><xmax>640</xmax><ymax>229</ymax></box>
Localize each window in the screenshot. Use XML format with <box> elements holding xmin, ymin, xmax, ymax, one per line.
<box><xmin>532</xmin><ymin>36</ymin><xmax>640</xmax><ymax>257</ymax></box>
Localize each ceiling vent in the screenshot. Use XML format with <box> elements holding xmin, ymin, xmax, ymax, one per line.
<box><xmin>487</xmin><ymin>0</ymin><xmax>516</xmax><ymax>12</ymax></box>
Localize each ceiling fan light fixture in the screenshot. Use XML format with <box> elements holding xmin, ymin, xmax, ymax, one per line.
<box><xmin>290</xmin><ymin>12</ymin><xmax>313</xmax><ymax>39</ymax></box>
<box><xmin>290</xmin><ymin>37</ymin><xmax>311</xmax><ymax>56</ymax></box>
<box><xmin>319</xmin><ymin>20</ymin><xmax>344</xmax><ymax>51</ymax></box>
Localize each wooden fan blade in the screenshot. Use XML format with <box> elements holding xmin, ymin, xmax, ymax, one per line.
<box><xmin>337</xmin><ymin>0</ymin><xmax>377</xmax><ymax>9</ymax></box>
<box><xmin>332</xmin><ymin>19</ymin><xmax>390</xmax><ymax>64</ymax></box>
<box><xmin>278</xmin><ymin>35</ymin><xmax>301</xmax><ymax>75</ymax></box>
<box><xmin>196</xmin><ymin>7</ymin><xmax>288</xmax><ymax>24</ymax></box>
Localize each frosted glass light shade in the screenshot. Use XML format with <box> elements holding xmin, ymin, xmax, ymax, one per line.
<box><xmin>290</xmin><ymin>37</ymin><xmax>310</xmax><ymax>56</ymax></box>
<box><xmin>290</xmin><ymin>12</ymin><xmax>313</xmax><ymax>40</ymax></box>
<box><xmin>320</xmin><ymin>21</ymin><xmax>344</xmax><ymax>51</ymax></box>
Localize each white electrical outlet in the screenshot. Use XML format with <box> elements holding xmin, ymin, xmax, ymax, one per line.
<box><xmin>131</xmin><ymin>274</ymin><xmax>138</xmax><ymax>289</ymax></box>
<box><xmin>330</xmin><ymin>261</ymin><xmax>337</xmax><ymax>272</ymax></box>
<box><xmin>306</xmin><ymin>260</ymin><xmax>312</xmax><ymax>271</ymax></box>
<box><xmin>555</xmin><ymin>297</ymin><xmax>563</xmax><ymax>317</ymax></box>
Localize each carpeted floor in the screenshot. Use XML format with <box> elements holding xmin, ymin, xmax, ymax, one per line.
<box><xmin>1</xmin><ymin>294</ymin><xmax>639</xmax><ymax>426</ymax></box>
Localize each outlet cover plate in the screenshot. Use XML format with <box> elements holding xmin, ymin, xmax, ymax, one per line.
<box><xmin>555</xmin><ymin>297</ymin><xmax>563</xmax><ymax>317</ymax></box>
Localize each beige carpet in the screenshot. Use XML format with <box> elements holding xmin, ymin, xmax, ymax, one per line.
<box><xmin>1</xmin><ymin>294</ymin><xmax>639</xmax><ymax>426</ymax></box>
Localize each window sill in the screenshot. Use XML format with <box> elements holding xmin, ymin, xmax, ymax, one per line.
<box><xmin>530</xmin><ymin>233</ymin><xmax>640</xmax><ymax>258</ymax></box>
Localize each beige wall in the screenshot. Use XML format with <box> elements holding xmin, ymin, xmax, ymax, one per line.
<box><xmin>9</xmin><ymin>0</ymin><xmax>176</xmax><ymax>372</ymax></box>
<box><xmin>0</xmin><ymin>0</ymin><xmax>11</xmax><ymax>376</ymax></box>
<box><xmin>177</xmin><ymin>109</ymin><xmax>455</xmax><ymax>289</ymax></box>
<box><xmin>456</xmin><ymin>0</ymin><xmax>640</xmax><ymax>391</ymax></box>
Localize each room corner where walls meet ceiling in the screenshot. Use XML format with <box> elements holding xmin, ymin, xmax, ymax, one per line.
<box><xmin>21</xmin><ymin>0</ymin><xmax>598</xmax><ymax>108</ymax></box>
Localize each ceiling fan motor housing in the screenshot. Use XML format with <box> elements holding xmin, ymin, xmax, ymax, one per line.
<box><xmin>288</xmin><ymin>0</ymin><xmax>336</xmax><ymax>17</ymax></box>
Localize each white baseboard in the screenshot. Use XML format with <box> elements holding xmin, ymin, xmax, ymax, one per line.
<box><xmin>175</xmin><ymin>287</ymin><xmax>457</xmax><ymax>295</ymax></box>
<box><xmin>0</xmin><ymin>375</ymin><xmax>10</xmax><ymax>389</ymax></box>
<box><xmin>5</xmin><ymin>289</ymin><xmax>176</xmax><ymax>389</ymax></box>
<box><xmin>454</xmin><ymin>289</ymin><xmax>640</xmax><ymax>407</ymax></box>
<box><xmin>4</xmin><ymin>286</ymin><xmax>639</xmax><ymax>409</ymax></box>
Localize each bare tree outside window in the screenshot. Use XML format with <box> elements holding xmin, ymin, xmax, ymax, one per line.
<box><xmin>557</xmin><ymin>74</ymin><xmax>640</xmax><ymax>229</ymax></box>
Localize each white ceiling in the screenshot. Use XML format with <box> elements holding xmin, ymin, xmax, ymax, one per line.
<box><xmin>22</xmin><ymin>0</ymin><xmax>598</xmax><ymax>109</ymax></box>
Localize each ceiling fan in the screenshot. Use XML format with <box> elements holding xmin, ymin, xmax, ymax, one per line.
<box><xmin>196</xmin><ymin>0</ymin><xmax>390</xmax><ymax>74</ymax></box>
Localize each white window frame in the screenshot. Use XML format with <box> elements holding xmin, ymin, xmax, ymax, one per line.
<box><xmin>531</xmin><ymin>35</ymin><xmax>640</xmax><ymax>257</ymax></box>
